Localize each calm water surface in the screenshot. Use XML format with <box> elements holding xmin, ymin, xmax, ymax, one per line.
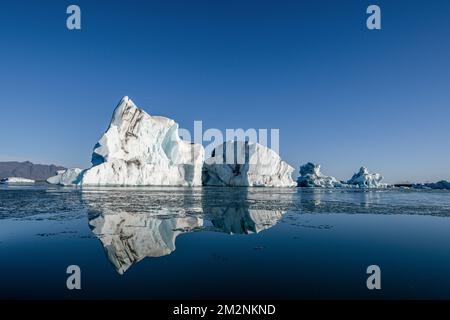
<box><xmin>1</xmin><ymin>185</ymin><xmax>450</xmax><ymax>299</ymax></box>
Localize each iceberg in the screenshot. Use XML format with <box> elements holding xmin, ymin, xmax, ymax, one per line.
<box><xmin>347</xmin><ymin>167</ymin><xmax>385</xmax><ymax>188</ymax></box>
<box><xmin>414</xmin><ymin>180</ymin><xmax>450</xmax><ymax>190</ymax></box>
<box><xmin>47</xmin><ymin>168</ymin><xmax>83</xmax><ymax>186</ymax></box>
<box><xmin>202</xmin><ymin>141</ymin><xmax>296</xmax><ymax>187</ymax></box>
<box><xmin>80</xmin><ymin>96</ymin><xmax>205</xmax><ymax>186</ymax></box>
<box><xmin>0</xmin><ymin>177</ymin><xmax>35</xmax><ymax>184</ymax></box>
<box><xmin>297</xmin><ymin>162</ymin><xmax>341</xmax><ymax>188</ymax></box>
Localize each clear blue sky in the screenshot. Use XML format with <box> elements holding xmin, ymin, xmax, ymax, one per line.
<box><xmin>1</xmin><ymin>0</ymin><xmax>449</xmax><ymax>183</ymax></box>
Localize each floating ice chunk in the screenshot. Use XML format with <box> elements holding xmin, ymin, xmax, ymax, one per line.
<box><xmin>297</xmin><ymin>162</ymin><xmax>341</xmax><ymax>188</ymax></box>
<box><xmin>0</xmin><ymin>177</ymin><xmax>35</xmax><ymax>184</ymax></box>
<box><xmin>80</xmin><ymin>96</ymin><xmax>204</xmax><ymax>186</ymax></box>
<box><xmin>347</xmin><ymin>167</ymin><xmax>385</xmax><ymax>188</ymax></box>
<box><xmin>46</xmin><ymin>168</ymin><xmax>83</xmax><ymax>186</ymax></box>
<box><xmin>202</xmin><ymin>141</ymin><xmax>296</xmax><ymax>187</ymax></box>
<box><xmin>414</xmin><ymin>180</ymin><xmax>450</xmax><ymax>190</ymax></box>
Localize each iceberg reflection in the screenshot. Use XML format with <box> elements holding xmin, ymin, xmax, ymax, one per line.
<box><xmin>83</xmin><ymin>187</ymin><xmax>294</xmax><ymax>274</ymax></box>
<box><xmin>88</xmin><ymin>211</ymin><xmax>203</xmax><ymax>274</ymax></box>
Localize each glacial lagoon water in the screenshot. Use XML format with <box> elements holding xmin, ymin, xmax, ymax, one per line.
<box><xmin>1</xmin><ymin>185</ymin><xmax>450</xmax><ymax>299</ymax></box>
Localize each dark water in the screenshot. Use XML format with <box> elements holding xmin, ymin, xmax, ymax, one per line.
<box><xmin>1</xmin><ymin>184</ymin><xmax>450</xmax><ymax>299</ymax></box>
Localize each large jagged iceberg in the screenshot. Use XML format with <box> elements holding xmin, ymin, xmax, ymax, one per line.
<box><xmin>80</xmin><ymin>97</ymin><xmax>205</xmax><ymax>186</ymax></box>
<box><xmin>47</xmin><ymin>168</ymin><xmax>83</xmax><ymax>186</ymax></box>
<box><xmin>347</xmin><ymin>167</ymin><xmax>385</xmax><ymax>188</ymax></box>
<box><xmin>297</xmin><ymin>162</ymin><xmax>341</xmax><ymax>188</ymax></box>
<box><xmin>202</xmin><ymin>141</ymin><xmax>296</xmax><ymax>187</ymax></box>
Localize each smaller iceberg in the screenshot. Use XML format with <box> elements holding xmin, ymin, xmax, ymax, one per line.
<box><xmin>47</xmin><ymin>168</ymin><xmax>83</xmax><ymax>186</ymax></box>
<box><xmin>297</xmin><ymin>162</ymin><xmax>341</xmax><ymax>188</ymax></box>
<box><xmin>0</xmin><ymin>177</ymin><xmax>35</xmax><ymax>184</ymax></box>
<box><xmin>347</xmin><ymin>167</ymin><xmax>385</xmax><ymax>188</ymax></box>
<box><xmin>414</xmin><ymin>180</ymin><xmax>450</xmax><ymax>190</ymax></box>
<box><xmin>203</xmin><ymin>141</ymin><xmax>296</xmax><ymax>187</ymax></box>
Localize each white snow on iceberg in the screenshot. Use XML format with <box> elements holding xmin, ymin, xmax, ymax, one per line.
<box><xmin>202</xmin><ymin>141</ymin><xmax>296</xmax><ymax>187</ymax></box>
<box><xmin>0</xmin><ymin>177</ymin><xmax>35</xmax><ymax>184</ymax></box>
<box><xmin>47</xmin><ymin>168</ymin><xmax>83</xmax><ymax>186</ymax></box>
<box><xmin>347</xmin><ymin>167</ymin><xmax>386</xmax><ymax>188</ymax></box>
<box><xmin>297</xmin><ymin>162</ymin><xmax>341</xmax><ymax>188</ymax></box>
<box><xmin>80</xmin><ymin>96</ymin><xmax>205</xmax><ymax>186</ymax></box>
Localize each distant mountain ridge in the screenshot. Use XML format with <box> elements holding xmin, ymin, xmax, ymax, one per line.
<box><xmin>0</xmin><ymin>161</ymin><xmax>66</xmax><ymax>181</ymax></box>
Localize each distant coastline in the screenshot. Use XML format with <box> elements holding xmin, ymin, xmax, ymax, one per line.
<box><xmin>0</xmin><ymin>161</ymin><xmax>65</xmax><ymax>181</ymax></box>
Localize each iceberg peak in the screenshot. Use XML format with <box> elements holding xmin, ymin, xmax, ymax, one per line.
<box><xmin>120</xmin><ymin>95</ymin><xmax>130</xmax><ymax>103</ymax></box>
<box><xmin>347</xmin><ymin>166</ymin><xmax>385</xmax><ymax>188</ymax></box>
<box><xmin>80</xmin><ymin>96</ymin><xmax>204</xmax><ymax>186</ymax></box>
<box><xmin>297</xmin><ymin>162</ymin><xmax>341</xmax><ymax>188</ymax></box>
